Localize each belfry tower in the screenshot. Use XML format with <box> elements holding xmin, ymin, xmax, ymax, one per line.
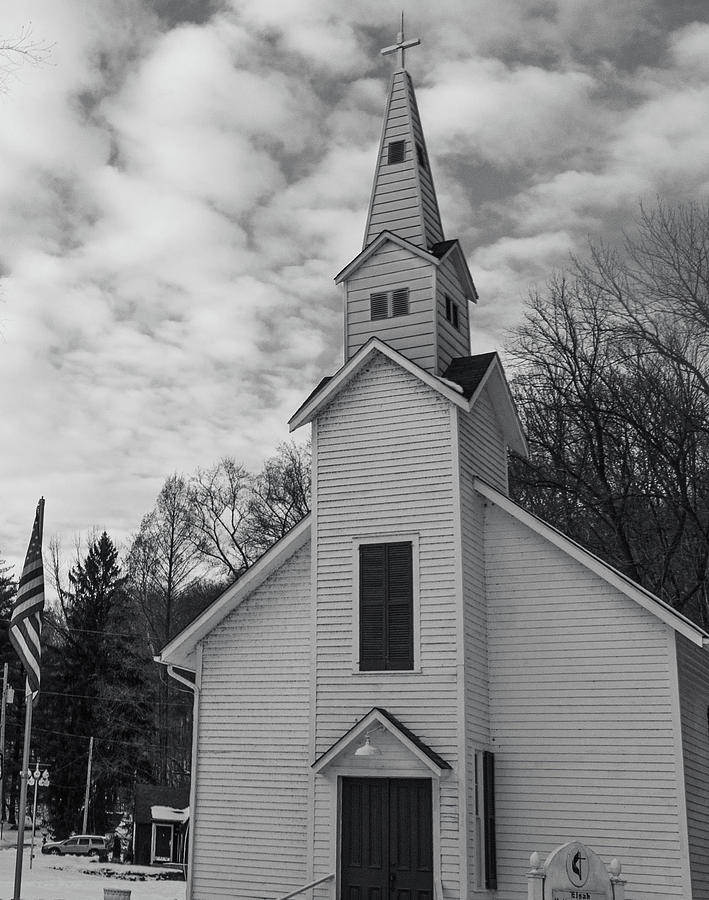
<box><xmin>335</xmin><ymin>20</ymin><xmax>478</xmax><ymax>376</ymax></box>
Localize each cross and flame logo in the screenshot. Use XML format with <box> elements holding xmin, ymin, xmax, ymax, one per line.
<box><xmin>566</xmin><ymin>846</ymin><xmax>589</xmax><ymax>887</ymax></box>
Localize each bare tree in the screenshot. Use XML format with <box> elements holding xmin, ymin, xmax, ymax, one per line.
<box><xmin>248</xmin><ymin>440</ymin><xmax>311</xmax><ymax>553</ymax></box>
<box><xmin>121</xmin><ymin>444</ymin><xmax>311</xmax><ymax>782</ymax></box>
<box><xmin>126</xmin><ymin>475</ymin><xmax>203</xmax><ymax>783</ymax></box>
<box><xmin>0</xmin><ymin>25</ymin><xmax>52</xmax><ymax>91</ymax></box>
<box><xmin>187</xmin><ymin>441</ymin><xmax>311</xmax><ymax>581</ymax></box>
<box><xmin>508</xmin><ymin>201</ymin><xmax>709</xmax><ymax>622</ymax></box>
<box><xmin>188</xmin><ymin>458</ymin><xmax>254</xmax><ymax>579</ymax></box>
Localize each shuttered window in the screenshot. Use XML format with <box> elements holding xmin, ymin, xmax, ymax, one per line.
<box><xmin>387</xmin><ymin>140</ymin><xmax>406</xmax><ymax>164</ymax></box>
<box><xmin>370</xmin><ymin>292</ymin><xmax>388</xmax><ymax>320</ymax></box>
<box><xmin>445</xmin><ymin>294</ymin><xmax>460</xmax><ymax>330</ymax></box>
<box><xmin>359</xmin><ymin>542</ymin><xmax>413</xmax><ymax>671</ymax></box>
<box><xmin>391</xmin><ymin>288</ymin><xmax>409</xmax><ymax>317</ymax></box>
<box><xmin>482</xmin><ymin>751</ymin><xmax>497</xmax><ymax>889</ymax></box>
<box><xmin>474</xmin><ymin>750</ymin><xmax>497</xmax><ymax>889</ymax></box>
<box><xmin>369</xmin><ymin>288</ymin><xmax>410</xmax><ymax>320</ymax></box>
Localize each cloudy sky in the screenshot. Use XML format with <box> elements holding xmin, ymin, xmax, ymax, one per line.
<box><xmin>1</xmin><ymin>0</ymin><xmax>708</xmax><ymax>577</ymax></box>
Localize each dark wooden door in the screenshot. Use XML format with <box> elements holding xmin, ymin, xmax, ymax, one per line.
<box><xmin>341</xmin><ymin>778</ymin><xmax>433</xmax><ymax>900</ymax></box>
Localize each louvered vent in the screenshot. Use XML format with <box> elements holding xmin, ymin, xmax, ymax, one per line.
<box><xmin>387</xmin><ymin>140</ymin><xmax>406</xmax><ymax>164</ymax></box>
<box><xmin>370</xmin><ymin>292</ymin><xmax>388</xmax><ymax>320</ymax></box>
<box><xmin>391</xmin><ymin>288</ymin><xmax>409</xmax><ymax>317</ymax></box>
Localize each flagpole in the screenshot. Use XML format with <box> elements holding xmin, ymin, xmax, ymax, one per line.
<box><xmin>10</xmin><ymin>497</ymin><xmax>45</xmax><ymax>900</ymax></box>
<box><xmin>12</xmin><ymin>678</ymin><xmax>33</xmax><ymax>900</ymax></box>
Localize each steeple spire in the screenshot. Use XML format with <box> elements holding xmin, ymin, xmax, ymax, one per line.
<box><xmin>363</xmin><ymin>20</ymin><xmax>445</xmax><ymax>250</ymax></box>
<box><xmin>336</xmin><ymin>18</ymin><xmax>476</xmax><ymax>376</ymax></box>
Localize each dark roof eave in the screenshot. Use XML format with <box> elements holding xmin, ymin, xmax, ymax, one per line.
<box><xmin>442</xmin><ymin>352</ymin><xmax>497</xmax><ymax>399</ymax></box>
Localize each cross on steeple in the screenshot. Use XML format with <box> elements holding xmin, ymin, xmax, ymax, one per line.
<box><xmin>380</xmin><ymin>12</ymin><xmax>420</xmax><ymax>70</ymax></box>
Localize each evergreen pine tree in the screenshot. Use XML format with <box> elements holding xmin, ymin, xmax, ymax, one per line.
<box><xmin>42</xmin><ymin>533</ymin><xmax>154</xmax><ymax>834</ymax></box>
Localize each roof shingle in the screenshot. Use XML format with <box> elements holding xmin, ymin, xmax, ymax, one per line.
<box><xmin>442</xmin><ymin>352</ymin><xmax>497</xmax><ymax>399</ymax></box>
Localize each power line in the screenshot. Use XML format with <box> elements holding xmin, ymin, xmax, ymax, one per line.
<box><xmin>31</xmin><ymin>725</ymin><xmax>191</xmax><ymax>752</ymax></box>
<box><xmin>38</xmin><ymin>690</ymin><xmax>193</xmax><ymax>707</ymax></box>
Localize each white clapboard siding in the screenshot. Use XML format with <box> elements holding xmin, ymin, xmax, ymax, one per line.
<box><xmin>484</xmin><ymin>502</ymin><xmax>686</xmax><ymax>899</ymax></box>
<box><xmin>456</xmin><ymin>389</ymin><xmax>508</xmax><ymax>894</ymax></box>
<box><xmin>406</xmin><ymin>74</ymin><xmax>444</xmax><ymax>249</ymax></box>
<box><xmin>676</xmin><ymin>632</ymin><xmax>709</xmax><ymax>896</ymax></box>
<box><xmin>191</xmin><ymin>542</ymin><xmax>311</xmax><ymax>900</ymax></box>
<box><xmin>436</xmin><ymin>257</ymin><xmax>471</xmax><ymax>371</ymax></box>
<box><xmin>345</xmin><ymin>242</ymin><xmax>435</xmax><ymax>370</ymax></box>
<box><xmin>312</xmin><ymin>352</ymin><xmax>462</xmax><ymax>899</ymax></box>
<box><xmin>458</xmin><ymin>387</ymin><xmax>509</xmax><ymax>494</ymax></box>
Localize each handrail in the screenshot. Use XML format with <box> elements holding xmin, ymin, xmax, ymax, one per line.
<box><xmin>273</xmin><ymin>872</ymin><xmax>335</xmax><ymax>900</ymax></box>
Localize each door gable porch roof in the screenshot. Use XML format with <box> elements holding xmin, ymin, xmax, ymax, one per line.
<box><xmin>312</xmin><ymin>707</ymin><xmax>451</xmax><ymax>777</ymax></box>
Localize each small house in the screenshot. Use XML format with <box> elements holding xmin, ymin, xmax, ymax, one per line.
<box><xmin>133</xmin><ymin>783</ymin><xmax>189</xmax><ymax>867</ymax></box>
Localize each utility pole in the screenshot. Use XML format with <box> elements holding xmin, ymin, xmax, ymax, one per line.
<box><xmin>0</xmin><ymin>662</ymin><xmax>7</xmax><ymax>838</ymax></box>
<box><xmin>82</xmin><ymin>736</ymin><xmax>93</xmax><ymax>834</ymax></box>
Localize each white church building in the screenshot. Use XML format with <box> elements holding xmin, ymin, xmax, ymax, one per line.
<box><xmin>159</xmin><ymin>26</ymin><xmax>709</xmax><ymax>900</ymax></box>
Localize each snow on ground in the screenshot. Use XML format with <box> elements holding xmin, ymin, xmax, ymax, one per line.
<box><xmin>0</xmin><ymin>846</ymin><xmax>186</xmax><ymax>900</ymax></box>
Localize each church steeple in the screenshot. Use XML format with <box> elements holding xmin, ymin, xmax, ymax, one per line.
<box><xmin>363</xmin><ymin>20</ymin><xmax>445</xmax><ymax>250</ymax></box>
<box><xmin>336</xmin><ymin>19</ymin><xmax>477</xmax><ymax>376</ymax></box>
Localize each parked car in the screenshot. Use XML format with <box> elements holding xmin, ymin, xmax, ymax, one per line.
<box><xmin>41</xmin><ymin>834</ymin><xmax>109</xmax><ymax>856</ymax></box>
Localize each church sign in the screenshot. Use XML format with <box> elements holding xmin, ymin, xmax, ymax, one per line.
<box><xmin>526</xmin><ymin>841</ymin><xmax>626</xmax><ymax>900</ymax></box>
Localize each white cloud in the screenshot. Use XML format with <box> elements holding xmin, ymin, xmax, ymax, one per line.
<box><xmin>422</xmin><ymin>58</ymin><xmax>597</xmax><ymax>169</ymax></box>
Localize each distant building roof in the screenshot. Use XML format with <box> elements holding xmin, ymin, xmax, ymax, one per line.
<box><xmin>150</xmin><ymin>805</ymin><xmax>189</xmax><ymax>824</ymax></box>
<box><xmin>134</xmin><ymin>784</ymin><xmax>190</xmax><ymax>825</ymax></box>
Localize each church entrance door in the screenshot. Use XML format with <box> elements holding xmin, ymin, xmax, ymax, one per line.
<box><xmin>341</xmin><ymin>777</ymin><xmax>433</xmax><ymax>900</ymax></box>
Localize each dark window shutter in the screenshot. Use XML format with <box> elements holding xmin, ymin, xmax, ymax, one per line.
<box><xmin>360</xmin><ymin>542</ymin><xmax>413</xmax><ymax>672</ymax></box>
<box><xmin>483</xmin><ymin>751</ymin><xmax>497</xmax><ymax>889</ymax></box>
<box><xmin>387</xmin><ymin>140</ymin><xmax>406</xmax><ymax>164</ymax></box>
<box><xmin>445</xmin><ymin>294</ymin><xmax>452</xmax><ymax>321</ymax></box>
<box><xmin>359</xmin><ymin>544</ymin><xmax>387</xmax><ymax>671</ymax></box>
<box><xmin>391</xmin><ymin>288</ymin><xmax>409</xmax><ymax>317</ymax></box>
<box><xmin>452</xmin><ymin>302</ymin><xmax>459</xmax><ymax>330</ymax></box>
<box><xmin>370</xmin><ymin>292</ymin><xmax>388</xmax><ymax>320</ymax></box>
<box><xmin>385</xmin><ymin>542</ymin><xmax>413</xmax><ymax>670</ymax></box>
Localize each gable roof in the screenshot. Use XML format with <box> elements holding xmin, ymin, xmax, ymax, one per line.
<box><xmin>334</xmin><ymin>231</ymin><xmax>477</xmax><ymax>304</ymax></box>
<box><xmin>430</xmin><ymin>239</ymin><xmax>457</xmax><ymax>258</ymax></box>
<box><xmin>475</xmin><ymin>478</ymin><xmax>709</xmax><ymax>648</ymax></box>
<box><xmin>430</xmin><ymin>239</ymin><xmax>478</xmax><ymax>302</ymax></box>
<box><xmin>289</xmin><ymin>340</ymin><xmax>527</xmax><ymax>456</ymax></box>
<box><xmin>334</xmin><ymin>230</ymin><xmax>439</xmax><ymax>285</ymax></box>
<box><xmin>156</xmin><ymin>514</ymin><xmax>311</xmax><ymax>670</ymax></box>
<box><xmin>289</xmin><ymin>337</ymin><xmax>468</xmax><ymax>429</ymax></box>
<box><xmin>312</xmin><ymin>707</ymin><xmax>451</xmax><ymax>776</ymax></box>
<box><xmin>442</xmin><ymin>352</ymin><xmax>497</xmax><ymax>398</ymax></box>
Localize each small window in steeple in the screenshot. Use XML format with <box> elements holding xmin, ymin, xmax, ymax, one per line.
<box><xmin>445</xmin><ymin>294</ymin><xmax>460</xmax><ymax>330</ymax></box>
<box><xmin>391</xmin><ymin>288</ymin><xmax>409</xmax><ymax>317</ymax></box>
<box><xmin>416</xmin><ymin>143</ymin><xmax>427</xmax><ymax>170</ymax></box>
<box><xmin>370</xmin><ymin>293</ymin><xmax>388</xmax><ymax>320</ymax></box>
<box><xmin>387</xmin><ymin>140</ymin><xmax>406</xmax><ymax>164</ymax></box>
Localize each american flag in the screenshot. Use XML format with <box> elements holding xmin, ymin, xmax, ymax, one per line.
<box><xmin>9</xmin><ymin>499</ymin><xmax>45</xmax><ymax>698</ymax></box>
